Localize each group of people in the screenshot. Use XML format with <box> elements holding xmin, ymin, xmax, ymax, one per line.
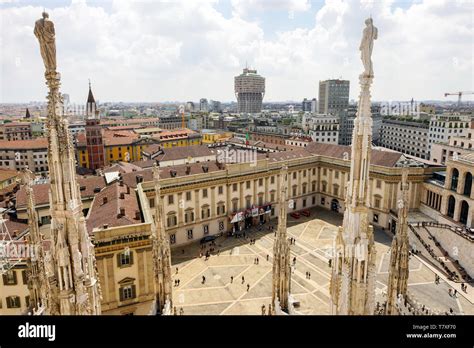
<box><xmin>288</xmin><ymin>237</ymin><xmax>296</xmax><ymax>245</ymax></box>
<box><xmin>173</xmin><ymin>307</ymin><xmax>184</xmax><ymax>315</ymax></box>
<box><xmin>253</xmin><ymin>257</ymin><xmax>260</xmax><ymax>265</ymax></box>
<box><xmin>261</xmin><ymin>304</ymin><xmax>273</xmax><ymax>315</ymax></box>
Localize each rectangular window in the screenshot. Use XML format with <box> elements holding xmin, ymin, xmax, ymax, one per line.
<box><xmin>246</xmin><ymin>181</ymin><xmax>250</xmax><ymax>189</ymax></box>
<box><xmin>218</xmin><ymin>186</ymin><xmax>223</xmax><ymax>195</ymax></box>
<box><xmin>202</xmin><ymin>189</ymin><xmax>208</xmax><ymax>198</ymax></box>
<box><xmin>187</xmin><ymin>229</ymin><xmax>193</xmax><ymax>240</ymax></box>
<box><xmin>120</xmin><ymin>285</ymin><xmax>136</xmax><ymax>301</ymax></box>
<box><xmin>374</xmin><ymin>198</ymin><xmax>381</xmax><ymax>209</ymax></box>
<box><xmin>233</xmin><ymin>183</ymin><xmax>238</xmax><ymax>192</ymax></box>
<box><xmin>170</xmin><ymin>234</ymin><xmax>176</xmax><ymax>244</ymax></box>
<box><xmin>373</xmin><ymin>214</ymin><xmax>379</xmax><ymax>223</ymax></box>
<box><xmin>376</xmin><ymin>180</ymin><xmax>382</xmax><ymax>189</ymax></box>
<box><xmin>321</xmin><ymin>197</ymin><xmax>325</xmax><ymax>205</ymax></box>
<box><xmin>258</xmin><ymin>178</ymin><xmax>263</xmax><ymax>186</ymax></box>
<box><xmin>203</xmin><ymin>225</ymin><xmax>209</xmax><ymax>235</ymax></box>
<box><xmin>168</xmin><ymin>195</ymin><xmax>174</xmax><ymax>204</ymax></box>
<box><xmin>293</xmin><ymin>172</ymin><xmax>297</xmax><ymax>179</ymax></box>
<box><xmin>3</xmin><ymin>270</ymin><xmax>17</xmax><ymax>285</ymax></box>
<box><xmin>149</xmin><ymin>198</ymin><xmax>155</xmax><ymax>208</ymax></box>
<box><xmin>6</xmin><ymin>296</ymin><xmax>20</xmax><ymax>308</ymax></box>
<box><xmin>186</xmin><ymin>192</ymin><xmax>192</xmax><ymax>201</ymax></box>
<box><xmin>270</xmin><ymin>176</ymin><xmax>275</xmax><ymax>184</ymax></box>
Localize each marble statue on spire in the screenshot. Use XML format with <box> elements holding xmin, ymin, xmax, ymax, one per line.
<box><xmin>330</xmin><ymin>18</ymin><xmax>378</xmax><ymax>315</ymax></box>
<box><xmin>33</xmin><ymin>12</ymin><xmax>102</xmax><ymax>315</ymax></box>
<box><xmin>360</xmin><ymin>18</ymin><xmax>378</xmax><ymax>77</ymax></box>
<box><xmin>34</xmin><ymin>12</ymin><xmax>56</xmax><ymax>74</ymax></box>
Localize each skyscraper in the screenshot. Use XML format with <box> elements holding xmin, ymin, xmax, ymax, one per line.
<box><xmin>199</xmin><ymin>98</ymin><xmax>208</xmax><ymax>112</ymax></box>
<box><xmin>318</xmin><ymin>79</ymin><xmax>350</xmax><ymax>115</ymax></box>
<box><xmin>234</xmin><ymin>67</ymin><xmax>265</xmax><ymax>113</ymax></box>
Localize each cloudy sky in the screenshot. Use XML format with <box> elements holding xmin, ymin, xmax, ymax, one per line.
<box><xmin>0</xmin><ymin>0</ymin><xmax>472</xmax><ymax>103</ymax></box>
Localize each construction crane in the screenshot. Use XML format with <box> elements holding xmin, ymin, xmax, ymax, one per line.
<box><xmin>444</xmin><ymin>91</ymin><xmax>474</xmax><ymax>107</ymax></box>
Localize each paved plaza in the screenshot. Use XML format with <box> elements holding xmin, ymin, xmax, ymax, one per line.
<box><xmin>170</xmin><ymin>207</ymin><xmax>474</xmax><ymax>315</ymax></box>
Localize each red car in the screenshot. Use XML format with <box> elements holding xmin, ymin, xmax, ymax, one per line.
<box><xmin>301</xmin><ymin>210</ymin><xmax>310</xmax><ymax>217</ymax></box>
<box><xmin>290</xmin><ymin>212</ymin><xmax>300</xmax><ymax>219</ymax></box>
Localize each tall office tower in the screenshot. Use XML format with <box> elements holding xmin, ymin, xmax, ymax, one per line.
<box><xmin>302</xmin><ymin>98</ymin><xmax>312</xmax><ymax>112</ymax></box>
<box><xmin>311</xmin><ymin>98</ymin><xmax>317</xmax><ymax>113</ymax></box>
<box><xmin>318</xmin><ymin>79</ymin><xmax>350</xmax><ymax>115</ymax></box>
<box><xmin>199</xmin><ymin>98</ymin><xmax>209</xmax><ymax>112</ymax></box>
<box><xmin>234</xmin><ymin>67</ymin><xmax>265</xmax><ymax>113</ymax></box>
<box><xmin>85</xmin><ymin>82</ymin><xmax>106</xmax><ymax>170</ymax></box>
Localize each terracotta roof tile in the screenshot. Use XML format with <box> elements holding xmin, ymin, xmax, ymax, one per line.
<box><xmin>0</xmin><ymin>138</ymin><xmax>48</xmax><ymax>150</ymax></box>
<box><xmin>86</xmin><ymin>182</ymin><xmax>141</xmax><ymax>233</ymax></box>
<box><xmin>16</xmin><ymin>176</ymin><xmax>106</xmax><ymax>208</ymax></box>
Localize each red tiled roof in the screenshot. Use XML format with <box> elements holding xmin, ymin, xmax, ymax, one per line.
<box><xmin>0</xmin><ymin>138</ymin><xmax>48</xmax><ymax>150</ymax></box>
<box><xmin>16</xmin><ymin>176</ymin><xmax>106</xmax><ymax>208</ymax></box>
<box><xmin>86</xmin><ymin>182</ymin><xmax>141</xmax><ymax>233</ymax></box>
<box><xmin>305</xmin><ymin>142</ymin><xmax>402</xmax><ymax>167</ymax></box>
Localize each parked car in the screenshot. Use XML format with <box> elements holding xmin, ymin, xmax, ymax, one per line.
<box><xmin>290</xmin><ymin>212</ymin><xmax>300</xmax><ymax>219</ymax></box>
<box><xmin>200</xmin><ymin>235</ymin><xmax>217</xmax><ymax>244</ymax></box>
<box><xmin>301</xmin><ymin>210</ymin><xmax>310</xmax><ymax>217</ymax></box>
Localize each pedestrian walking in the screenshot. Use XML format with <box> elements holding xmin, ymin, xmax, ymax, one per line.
<box><xmin>261</xmin><ymin>305</ymin><xmax>266</xmax><ymax>315</ymax></box>
<box><xmin>202</xmin><ymin>275</ymin><xmax>206</xmax><ymax>284</ymax></box>
<box><xmin>308</xmin><ymin>272</ymin><xmax>311</xmax><ymax>280</ymax></box>
<box><xmin>247</xmin><ymin>284</ymin><xmax>250</xmax><ymax>292</ymax></box>
<box><xmin>180</xmin><ymin>307</ymin><xmax>184</xmax><ymax>315</ymax></box>
<box><xmin>174</xmin><ymin>307</ymin><xmax>177</xmax><ymax>315</ymax></box>
<box><xmin>176</xmin><ymin>267</ymin><xmax>179</xmax><ymax>274</ymax></box>
<box><xmin>242</xmin><ymin>276</ymin><xmax>245</xmax><ymax>284</ymax></box>
<box><xmin>230</xmin><ymin>276</ymin><xmax>233</xmax><ymax>284</ymax></box>
<box><xmin>266</xmin><ymin>254</ymin><xmax>269</xmax><ymax>261</ymax></box>
<box><xmin>448</xmin><ymin>288</ymin><xmax>452</xmax><ymax>297</ymax></box>
<box><xmin>454</xmin><ymin>289</ymin><xmax>457</xmax><ymax>297</ymax></box>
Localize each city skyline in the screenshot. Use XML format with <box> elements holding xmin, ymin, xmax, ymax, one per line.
<box><xmin>0</xmin><ymin>0</ymin><xmax>473</xmax><ymax>104</ymax></box>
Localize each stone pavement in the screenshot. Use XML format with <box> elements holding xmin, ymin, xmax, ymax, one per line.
<box><xmin>169</xmin><ymin>207</ymin><xmax>474</xmax><ymax>315</ymax></box>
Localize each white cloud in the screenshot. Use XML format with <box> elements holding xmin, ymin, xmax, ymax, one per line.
<box><xmin>231</xmin><ymin>0</ymin><xmax>311</xmax><ymax>17</ymax></box>
<box><xmin>0</xmin><ymin>0</ymin><xmax>472</xmax><ymax>103</ymax></box>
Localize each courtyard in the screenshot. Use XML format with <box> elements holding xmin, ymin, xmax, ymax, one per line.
<box><xmin>170</xmin><ymin>207</ymin><xmax>474</xmax><ymax>315</ymax></box>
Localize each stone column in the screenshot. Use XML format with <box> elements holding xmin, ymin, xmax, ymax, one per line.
<box><xmin>177</xmin><ymin>192</ymin><xmax>184</xmax><ymax>225</ymax></box>
<box><xmin>457</xmin><ymin>171</ymin><xmax>466</xmax><ymax>195</ymax></box>
<box><xmin>454</xmin><ymin>199</ymin><xmax>461</xmax><ymax>222</ymax></box>
<box><xmin>194</xmin><ymin>189</ymin><xmax>200</xmax><ymax>223</ymax></box>
<box><xmin>210</xmin><ymin>186</ymin><xmax>216</xmax><ymax>218</ymax></box>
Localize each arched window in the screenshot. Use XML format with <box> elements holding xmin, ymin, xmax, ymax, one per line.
<box><xmin>451</xmin><ymin>168</ymin><xmax>459</xmax><ymax>191</ymax></box>
<box><xmin>460</xmin><ymin>200</ymin><xmax>469</xmax><ymax>225</ymax></box>
<box><xmin>447</xmin><ymin>195</ymin><xmax>455</xmax><ymax>218</ymax></box>
<box><xmin>463</xmin><ymin>172</ymin><xmax>472</xmax><ymax>196</ymax></box>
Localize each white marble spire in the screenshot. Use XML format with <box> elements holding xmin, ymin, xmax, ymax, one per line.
<box><xmin>330</xmin><ymin>18</ymin><xmax>378</xmax><ymax>315</ymax></box>
<box><xmin>34</xmin><ymin>12</ymin><xmax>102</xmax><ymax>315</ymax></box>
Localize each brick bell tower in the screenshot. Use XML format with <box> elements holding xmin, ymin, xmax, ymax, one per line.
<box><xmin>85</xmin><ymin>81</ymin><xmax>106</xmax><ymax>170</ymax></box>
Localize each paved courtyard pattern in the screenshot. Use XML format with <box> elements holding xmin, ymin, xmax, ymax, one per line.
<box><xmin>170</xmin><ymin>208</ymin><xmax>474</xmax><ymax>315</ymax></box>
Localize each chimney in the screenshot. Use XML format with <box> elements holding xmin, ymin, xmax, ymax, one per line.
<box><xmin>119</xmin><ymin>180</ymin><xmax>124</xmax><ymax>187</ymax></box>
<box><xmin>120</xmin><ymin>192</ymin><xmax>125</xmax><ymax>199</ymax></box>
<box><xmin>135</xmin><ymin>210</ymin><xmax>141</xmax><ymax>220</ymax></box>
<box><xmin>126</xmin><ymin>186</ymin><xmax>130</xmax><ymax>194</ymax></box>
<box><xmin>202</xmin><ymin>165</ymin><xmax>208</xmax><ymax>173</ymax></box>
<box><xmin>103</xmin><ymin>224</ymin><xmax>109</xmax><ymax>229</ymax></box>
<box><xmin>102</xmin><ymin>197</ymin><xmax>108</xmax><ymax>205</ymax></box>
<box><xmin>117</xmin><ymin>207</ymin><xmax>125</xmax><ymax>218</ymax></box>
<box><xmin>185</xmin><ymin>166</ymin><xmax>191</xmax><ymax>175</ymax></box>
<box><xmin>136</xmin><ymin>175</ymin><xmax>143</xmax><ymax>184</ymax></box>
